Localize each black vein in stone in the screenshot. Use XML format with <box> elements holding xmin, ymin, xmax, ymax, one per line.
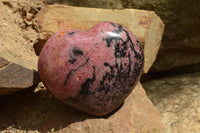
<box><xmin>68</xmin><ymin>32</ymin><xmax>76</xmax><ymax>35</ymax></box>
<box><xmin>72</xmin><ymin>47</ymin><xmax>83</xmax><ymax>56</ymax></box>
<box><xmin>68</xmin><ymin>58</ymin><xmax>76</xmax><ymax>64</ymax></box>
<box><xmin>80</xmin><ymin>66</ymin><xmax>96</xmax><ymax>95</ymax></box>
<box><xmin>64</xmin><ymin>58</ymin><xmax>89</xmax><ymax>86</ymax></box>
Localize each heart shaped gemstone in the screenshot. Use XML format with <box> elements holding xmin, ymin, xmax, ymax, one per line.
<box><xmin>38</xmin><ymin>21</ymin><xmax>144</xmax><ymax>116</ymax></box>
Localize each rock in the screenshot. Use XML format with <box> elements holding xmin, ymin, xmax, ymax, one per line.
<box><xmin>122</xmin><ymin>0</ymin><xmax>200</xmax><ymax>71</ymax></box>
<box><xmin>42</xmin><ymin>82</ymin><xmax>164</xmax><ymax>133</ymax></box>
<box><xmin>0</xmin><ymin>0</ymin><xmax>42</xmax><ymax>94</ymax></box>
<box><xmin>143</xmin><ymin>72</ymin><xmax>200</xmax><ymax>133</ymax></box>
<box><xmin>46</xmin><ymin>0</ymin><xmax>123</xmax><ymax>9</ymax></box>
<box><xmin>38</xmin><ymin>21</ymin><xmax>144</xmax><ymax>116</ymax></box>
<box><xmin>0</xmin><ymin>57</ymin><xmax>39</xmax><ymax>95</ymax></box>
<box><xmin>0</xmin><ymin>81</ymin><xmax>164</xmax><ymax>133</ymax></box>
<box><xmin>35</xmin><ymin>5</ymin><xmax>164</xmax><ymax>73</ymax></box>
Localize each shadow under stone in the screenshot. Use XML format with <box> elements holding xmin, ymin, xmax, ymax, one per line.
<box><xmin>0</xmin><ymin>88</ymin><xmax>97</xmax><ymax>132</ymax></box>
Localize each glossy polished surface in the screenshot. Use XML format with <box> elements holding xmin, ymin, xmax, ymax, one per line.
<box><xmin>38</xmin><ymin>21</ymin><xmax>144</xmax><ymax>116</ymax></box>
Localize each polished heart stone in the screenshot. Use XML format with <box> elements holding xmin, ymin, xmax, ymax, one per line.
<box><xmin>38</xmin><ymin>21</ymin><xmax>144</xmax><ymax>116</ymax></box>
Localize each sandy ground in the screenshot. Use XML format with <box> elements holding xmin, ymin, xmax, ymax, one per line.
<box><xmin>143</xmin><ymin>72</ymin><xmax>200</xmax><ymax>133</ymax></box>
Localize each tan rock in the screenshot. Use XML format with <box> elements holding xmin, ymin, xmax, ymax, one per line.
<box><xmin>46</xmin><ymin>0</ymin><xmax>123</xmax><ymax>9</ymax></box>
<box><xmin>42</xmin><ymin>82</ymin><xmax>164</xmax><ymax>133</ymax></box>
<box><xmin>0</xmin><ymin>0</ymin><xmax>42</xmax><ymax>94</ymax></box>
<box><xmin>35</xmin><ymin>5</ymin><xmax>164</xmax><ymax>73</ymax></box>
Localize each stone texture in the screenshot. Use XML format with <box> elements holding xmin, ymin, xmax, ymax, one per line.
<box><xmin>143</xmin><ymin>72</ymin><xmax>200</xmax><ymax>133</ymax></box>
<box><xmin>51</xmin><ymin>82</ymin><xmax>164</xmax><ymax>133</ymax></box>
<box><xmin>38</xmin><ymin>21</ymin><xmax>144</xmax><ymax>116</ymax></box>
<box><xmin>0</xmin><ymin>81</ymin><xmax>164</xmax><ymax>133</ymax></box>
<box><xmin>35</xmin><ymin>5</ymin><xmax>164</xmax><ymax>73</ymax></box>
<box><xmin>121</xmin><ymin>0</ymin><xmax>200</xmax><ymax>71</ymax></box>
<box><xmin>0</xmin><ymin>0</ymin><xmax>42</xmax><ymax>94</ymax></box>
<box><xmin>0</xmin><ymin>57</ymin><xmax>39</xmax><ymax>95</ymax></box>
<box><xmin>46</xmin><ymin>0</ymin><xmax>123</xmax><ymax>9</ymax></box>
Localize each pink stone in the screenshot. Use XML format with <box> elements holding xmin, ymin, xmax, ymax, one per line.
<box><xmin>38</xmin><ymin>21</ymin><xmax>144</xmax><ymax>116</ymax></box>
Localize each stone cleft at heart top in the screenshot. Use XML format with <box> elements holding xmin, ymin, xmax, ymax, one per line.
<box><xmin>38</xmin><ymin>21</ymin><xmax>144</xmax><ymax>116</ymax></box>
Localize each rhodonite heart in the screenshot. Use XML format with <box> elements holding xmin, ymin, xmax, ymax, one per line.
<box><xmin>38</xmin><ymin>21</ymin><xmax>144</xmax><ymax>116</ymax></box>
